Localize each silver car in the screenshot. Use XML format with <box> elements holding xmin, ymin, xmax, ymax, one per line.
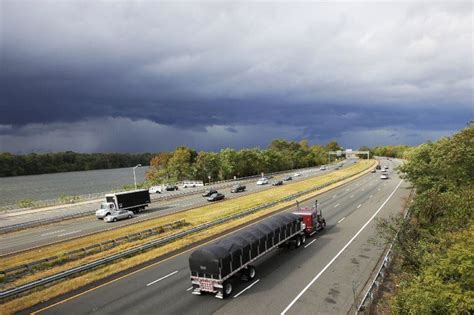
<box><xmin>104</xmin><ymin>210</ymin><xmax>134</xmax><ymax>223</ymax></box>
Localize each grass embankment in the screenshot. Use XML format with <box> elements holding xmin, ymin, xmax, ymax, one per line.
<box><xmin>2</xmin><ymin>160</ymin><xmax>374</xmax><ymax>314</ymax></box>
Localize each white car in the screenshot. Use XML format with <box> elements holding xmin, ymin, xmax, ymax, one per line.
<box><xmin>149</xmin><ymin>185</ymin><xmax>162</xmax><ymax>194</ymax></box>
<box><xmin>380</xmin><ymin>174</ymin><xmax>389</xmax><ymax>180</ymax></box>
<box><xmin>256</xmin><ymin>178</ymin><xmax>268</xmax><ymax>185</ymax></box>
<box><xmin>319</xmin><ymin>166</ymin><xmax>326</xmax><ymax>171</ymax></box>
<box><xmin>104</xmin><ymin>210</ymin><xmax>134</xmax><ymax>223</ymax></box>
<box><xmin>293</xmin><ymin>172</ymin><xmax>302</xmax><ymax>177</ymax></box>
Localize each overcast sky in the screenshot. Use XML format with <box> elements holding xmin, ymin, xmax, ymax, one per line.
<box><xmin>1</xmin><ymin>1</ymin><xmax>472</xmax><ymax>154</ymax></box>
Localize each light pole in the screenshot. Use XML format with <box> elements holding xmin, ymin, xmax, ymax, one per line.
<box><xmin>133</xmin><ymin>164</ymin><xmax>141</xmax><ymax>189</ymax></box>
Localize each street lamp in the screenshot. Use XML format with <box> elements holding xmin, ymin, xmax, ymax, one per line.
<box><xmin>133</xmin><ymin>164</ymin><xmax>141</xmax><ymax>189</ymax></box>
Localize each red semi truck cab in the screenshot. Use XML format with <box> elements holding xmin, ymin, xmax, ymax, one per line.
<box><xmin>292</xmin><ymin>200</ymin><xmax>326</xmax><ymax>236</ymax></box>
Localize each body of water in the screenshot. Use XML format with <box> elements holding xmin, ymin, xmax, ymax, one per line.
<box><xmin>0</xmin><ymin>167</ymin><xmax>149</xmax><ymax>206</ymax></box>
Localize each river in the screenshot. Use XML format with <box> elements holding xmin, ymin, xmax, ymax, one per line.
<box><xmin>0</xmin><ymin>167</ymin><xmax>149</xmax><ymax>206</ymax></box>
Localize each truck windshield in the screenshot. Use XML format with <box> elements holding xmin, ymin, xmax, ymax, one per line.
<box><xmin>100</xmin><ymin>203</ymin><xmax>108</xmax><ymax>209</ymax></box>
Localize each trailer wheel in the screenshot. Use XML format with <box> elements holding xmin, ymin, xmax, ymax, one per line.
<box><xmin>301</xmin><ymin>234</ymin><xmax>306</xmax><ymax>244</ymax></box>
<box><xmin>295</xmin><ymin>236</ymin><xmax>302</xmax><ymax>248</ymax></box>
<box><xmin>223</xmin><ymin>281</ymin><xmax>233</xmax><ymax>298</ymax></box>
<box><xmin>247</xmin><ymin>265</ymin><xmax>256</xmax><ymax>280</ymax></box>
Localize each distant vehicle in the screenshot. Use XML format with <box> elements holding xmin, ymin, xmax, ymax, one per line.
<box><xmin>319</xmin><ymin>166</ymin><xmax>326</xmax><ymax>171</ymax></box>
<box><xmin>338</xmin><ymin>163</ymin><xmax>344</xmax><ymax>167</ymax></box>
<box><xmin>293</xmin><ymin>172</ymin><xmax>302</xmax><ymax>177</ymax></box>
<box><xmin>202</xmin><ymin>189</ymin><xmax>218</xmax><ymax>197</ymax></box>
<box><xmin>376</xmin><ymin>165</ymin><xmax>381</xmax><ymax>170</ymax></box>
<box><xmin>182</xmin><ymin>180</ymin><xmax>204</xmax><ymax>188</ymax></box>
<box><xmin>384</xmin><ymin>166</ymin><xmax>389</xmax><ymax>170</ymax></box>
<box><xmin>272</xmin><ymin>180</ymin><xmax>283</xmax><ymax>186</ymax></box>
<box><xmin>380</xmin><ymin>174</ymin><xmax>389</xmax><ymax>180</ymax></box>
<box><xmin>104</xmin><ymin>210</ymin><xmax>134</xmax><ymax>223</ymax></box>
<box><xmin>231</xmin><ymin>184</ymin><xmax>246</xmax><ymax>193</ymax></box>
<box><xmin>370</xmin><ymin>169</ymin><xmax>376</xmax><ymax>173</ymax></box>
<box><xmin>96</xmin><ymin>189</ymin><xmax>150</xmax><ymax>219</ymax></box>
<box><xmin>207</xmin><ymin>192</ymin><xmax>225</xmax><ymax>201</ymax></box>
<box><xmin>283</xmin><ymin>176</ymin><xmax>292</xmax><ymax>181</ymax></box>
<box><xmin>165</xmin><ymin>184</ymin><xmax>179</xmax><ymax>191</ymax></box>
<box><xmin>256</xmin><ymin>178</ymin><xmax>268</xmax><ymax>185</ymax></box>
<box><xmin>149</xmin><ymin>186</ymin><xmax>162</xmax><ymax>194</ymax></box>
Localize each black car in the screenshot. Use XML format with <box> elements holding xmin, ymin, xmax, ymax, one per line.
<box><xmin>165</xmin><ymin>184</ymin><xmax>178</xmax><ymax>191</ymax></box>
<box><xmin>272</xmin><ymin>180</ymin><xmax>283</xmax><ymax>186</ymax></box>
<box><xmin>202</xmin><ymin>189</ymin><xmax>218</xmax><ymax>197</ymax></box>
<box><xmin>231</xmin><ymin>184</ymin><xmax>246</xmax><ymax>193</ymax></box>
<box><xmin>283</xmin><ymin>176</ymin><xmax>292</xmax><ymax>181</ymax></box>
<box><xmin>207</xmin><ymin>192</ymin><xmax>225</xmax><ymax>201</ymax></box>
<box><xmin>376</xmin><ymin>165</ymin><xmax>381</xmax><ymax>170</ymax></box>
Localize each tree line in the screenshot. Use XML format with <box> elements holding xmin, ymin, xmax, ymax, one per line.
<box><xmin>0</xmin><ymin>152</ymin><xmax>154</xmax><ymax>177</ymax></box>
<box><xmin>377</xmin><ymin>125</ymin><xmax>473</xmax><ymax>313</ymax></box>
<box><xmin>145</xmin><ymin>139</ymin><xmax>342</xmax><ymax>184</ymax></box>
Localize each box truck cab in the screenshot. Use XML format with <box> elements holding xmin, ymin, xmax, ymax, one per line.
<box><xmin>95</xmin><ymin>189</ymin><xmax>151</xmax><ymax>219</ymax></box>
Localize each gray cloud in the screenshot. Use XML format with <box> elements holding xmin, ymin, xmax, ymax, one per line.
<box><xmin>1</xmin><ymin>1</ymin><xmax>472</xmax><ymax>153</ymax></box>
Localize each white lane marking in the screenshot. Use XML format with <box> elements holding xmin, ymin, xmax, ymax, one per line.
<box><xmin>357</xmin><ymin>204</ymin><xmax>362</xmax><ymax>209</ymax></box>
<box><xmin>147</xmin><ymin>270</ymin><xmax>179</xmax><ymax>286</ymax></box>
<box><xmin>281</xmin><ymin>179</ymin><xmax>403</xmax><ymax>315</ymax></box>
<box><xmin>378</xmin><ymin>188</ymin><xmax>381</xmax><ymax>191</ymax></box>
<box><xmin>350</xmin><ymin>195</ymin><xmax>354</xmax><ymax>198</ymax></box>
<box><xmin>233</xmin><ymin>279</ymin><xmax>260</xmax><ymax>298</ymax></box>
<box><xmin>186</xmin><ymin>286</ymin><xmax>193</xmax><ymax>291</ymax></box>
<box><xmin>57</xmin><ymin>230</ymin><xmax>82</xmax><ymax>237</ymax></box>
<box><xmin>369</xmin><ymin>195</ymin><xmax>373</xmax><ymax>198</ymax></box>
<box><xmin>334</xmin><ymin>203</ymin><xmax>340</xmax><ymax>208</ymax></box>
<box><xmin>337</xmin><ymin>217</ymin><xmax>345</xmax><ymax>224</ymax></box>
<box><xmin>332</xmin><ymin>195</ymin><xmax>337</xmax><ymax>198</ymax></box>
<box><xmin>346</xmin><ymin>189</ymin><xmax>350</xmax><ymax>192</ymax></box>
<box><xmin>41</xmin><ymin>229</ymin><xmax>66</xmax><ymax>237</ymax></box>
<box><xmin>304</xmin><ymin>239</ymin><xmax>317</xmax><ymax>248</ymax></box>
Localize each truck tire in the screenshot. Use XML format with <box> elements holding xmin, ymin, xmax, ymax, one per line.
<box><xmin>295</xmin><ymin>236</ymin><xmax>302</xmax><ymax>248</ymax></box>
<box><xmin>128</xmin><ymin>215</ymin><xmax>132</xmax><ymax>219</ymax></box>
<box><xmin>301</xmin><ymin>233</ymin><xmax>306</xmax><ymax>244</ymax></box>
<box><xmin>223</xmin><ymin>281</ymin><xmax>233</xmax><ymax>298</ymax></box>
<box><xmin>247</xmin><ymin>265</ymin><xmax>256</xmax><ymax>280</ymax></box>
<box><xmin>113</xmin><ymin>217</ymin><xmax>117</xmax><ymax>222</ymax></box>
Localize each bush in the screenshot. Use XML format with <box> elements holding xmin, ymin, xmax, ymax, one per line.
<box><xmin>16</xmin><ymin>199</ymin><xmax>35</xmax><ymax>208</ymax></box>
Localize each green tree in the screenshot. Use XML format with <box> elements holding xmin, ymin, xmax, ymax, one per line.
<box><xmin>166</xmin><ymin>146</ymin><xmax>197</xmax><ymax>182</ymax></box>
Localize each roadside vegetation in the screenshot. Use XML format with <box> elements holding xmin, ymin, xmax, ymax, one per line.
<box><xmin>145</xmin><ymin>139</ymin><xmax>342</xmax><ymax>184</ymax></box>
<box><xmin>376</xmin><ymin>125</ymin><xmax>473</xmax><ymax>314</ymax></box>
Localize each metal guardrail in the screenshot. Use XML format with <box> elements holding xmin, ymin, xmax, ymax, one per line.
<box><xmin>0</xmin><ymin>162</ymin><xmax>371</xmax><ymax>301</ymax></box>
<box><xmin>0</xmin><ymin>163</ymin><xmax>344</xmax><ymax>234</ymax></box>
<box><xmin>0</xmin><ymin>220</ymin><xmax>187</xmax><ymax>279</ymax></box>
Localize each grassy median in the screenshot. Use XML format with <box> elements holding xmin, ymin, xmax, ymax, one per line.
<box><xmin>1</xmin><ymin>160</ymin><xmax>375</xmax><ymax>314</ymax></box>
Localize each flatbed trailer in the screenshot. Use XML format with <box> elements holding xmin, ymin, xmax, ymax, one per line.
<box><xmin>188</xmin><ymin>213</ymin><xmax>306</xmax><ymax>298</ymax></box>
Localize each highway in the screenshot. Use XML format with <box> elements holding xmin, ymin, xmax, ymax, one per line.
<box><xmin>1</xmin><ymin>162</ymin><xmax>350</xmax><ymax>255</ymax></box>
<box><xmin>28</xmin><ymin>159</ymin><xmax>411</xmax><ymax>315</ymax></box>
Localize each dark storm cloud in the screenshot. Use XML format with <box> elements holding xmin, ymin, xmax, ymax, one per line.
<box><xmin>1</xmin><ymin>1</ymin><xmax>472</xmax><ymax>153</ymax></box>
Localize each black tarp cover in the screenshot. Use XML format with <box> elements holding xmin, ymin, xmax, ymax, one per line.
<box><xmin>189</xmin><ymin>213</ymin><xmax>302</xmax><ymax>278</ymax></box>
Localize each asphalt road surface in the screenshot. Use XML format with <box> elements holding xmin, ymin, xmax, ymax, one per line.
<box><xmin>1</xmin><ymin>161</ymin><xmax>352</xmax><ymax>255</ymax></box>
<box><xmin>28</xmin><ymin>159</ymin><xmax>410</xmax><ymax>315</ymax></box>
